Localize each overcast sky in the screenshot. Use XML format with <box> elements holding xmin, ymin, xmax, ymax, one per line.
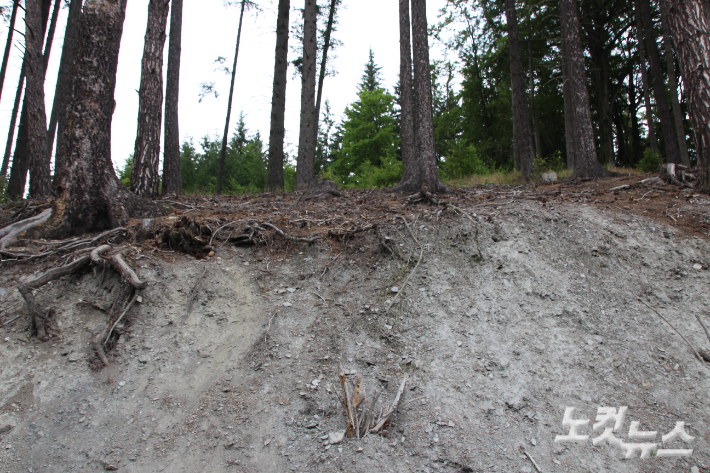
<box><xmin>0</xmin><ymin>0</ymin><xmax>451</xmax><ymax>175</ymax></box>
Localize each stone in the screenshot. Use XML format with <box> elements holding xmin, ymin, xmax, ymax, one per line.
<box><xmin>542</xmin><ymin>172</ymin><xmax>557</xmax><ymax>183</ymax></box>
<box><xmin>328</xmin><ymin>431</ymin><xmax>345</xmax><ymax>445</ymax></box>
<box><xmin>693</xmin><ymin>263</ymin><xmax>703</xmax><ymax>270</ymax></box>
<box><xmin>67</xmin><ymin>352</ymin><xmax>82</xmax><ymax>363</ymax></box>
<box><xmin>138</xmin><ymin>355</ymin><xmax>150</xmax><ymax>364</ymax></box>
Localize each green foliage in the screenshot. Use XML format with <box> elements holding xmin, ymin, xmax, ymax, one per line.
<box><xmin>331</xmin><ymin>88</ymin><xmax>400</xmax><ymax>187</ymax></box>
<box><xmin>284</xmin><ymin>162</ymin><xmax>296</xmax><ymax>192</ymax></box>
<box><xmin>440</xmin><ymin>142</ymin><xmax>487</xmax><ymax>179</ymax></box>
<box><xmin>117</xmin><ymin>154</ymin><xmax>133</xmax><ymax>189</ymax></box>
<box><xmin>180</xmin><ymin>113</ymin><xmax>267</xmax><ymax>194</ymax></box>
<box><xmin>638</xmin><ymin>148</ymin><xmax>662</xmax><ymax>173</ymax></box>
<box><xmin>358</xmin><ymin>48</ymin><xmax>382</xmax><ymax>93</ymax></box>
<box><xmin>345</xmin><ymin>155</ymin><xmax>402</xmax><ymax>189</ymax></box>
<box><xmin>532</xmin><ymin>150</ymin><xmax>566</xmax><ymax>176</ymax></box>
<box><xmin>0</xmin><ymin>176</ymin><xmax>7</xmax><ymax>203</ymax></box>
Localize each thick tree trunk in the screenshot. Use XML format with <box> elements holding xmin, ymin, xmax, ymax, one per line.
<box><xmin>266</xmin><ymin>0</ymin><xmax>290</xmax><ymax>191</ymax></box>
<box><xmin>504</xmin><ymin>0</ymin><xmax>534</xmax><ymax>179</ymax></box>
<box><xmin>7</xmin><ymin>0</ymin><xmax>52</xmax><ymax>199</ymax></box>
<box><xmin>26</xmin><ymin>0</ymin><xmax>51</xmax><ymax>198</ymax></box>
<box><xmin>410</xmin><ymin>0</ymin><xmax>441</xmax><ymax>192</ymax></box>
<box><xmin>216</xmin><ymin>0</ymin><xmax>245</xmax><ymax>195</ymax></box>
<box><xmin>561</xmin><ymin>16</ymin><xmax>576</xmax><ymax>170</ymax></box>
<box><xmin>586</xmin><ymin>21</ymin><xmax>614</xmax><ymax>166</ymax></box>
<box><xmin>54</xmin><ymin>0</ymin><xmax>159</xmax><ymax>236</ymax></box>
<box><xmin>0</xmin><ymin>0</ymin><xmax>19</xmax><ymax>105</ymax></box>
<box><xmin>130</xmin><ymin>0</ymin><xmax>170</xmax><ymax>199</ymax></box>
<box><xmin>50</xmin><ymin>0</ymin><xmax>83</xmax><ymax>190</ymax></box>
<box><xmin>662</xmin><ymin>0</ymin><xmax>710</xmax><ymax>191</ymax></box>
<box><xmin>659</xmin><ymin>2</ymin><xmax>690</xmax><ymax>166</ymax></box>
<box><xmin>527</xmin><ymin>33</ymin><xmax>542</xmax><ymax>161</ymax></box>
<box><xmin>634</xmin><ymin>0</ymin><xmax>658</xmax><ymax>153</ymax></box>
<box><xmin>561</xmin><ymin>0</ymin><xmax>609</xmax><ymax>178</ymax></box>
<box><xmin>162</xmin><ymin>0</ymin><xmax>183</xmax><ymax>195</ymax></box>
<box><xmin>294</xmin><ymin>0</ymin><xmax>318</xmax><ymax>191</ymax></box>
<box><xmin>639</xmin><ymin>0</ymin><xmax>681</xmax><ymax>164</ymax></box>
<box><xmin>395</xmin><ymin>0</ymin><xmax>418</xmax><ymax>191</ymax></box>
<box><xmin>1</xmin><ymin>62</ymin><xmax>23</xmax><ymax>178</ymax></box>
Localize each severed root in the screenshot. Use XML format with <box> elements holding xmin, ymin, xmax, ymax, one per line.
<box><xmin>260</xmin><ymin>222</ymin><xmax>322</xmax><ymax>243</ymax></box>
<box><xmin>91</xmin><ymin>245</ymin><xmax>147</xmax><ymax>289</ymax></box>
<box><xmin>0</xmin><ymin>208</ymin><xmax>53</xmax><ymax>251</ymax></box>
<box><xmin>94</xmin><ymin>283</ymin><xmax>134</xmax><ymax>366</ymax></box>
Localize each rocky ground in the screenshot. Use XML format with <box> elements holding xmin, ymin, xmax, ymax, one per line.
<box><xmin>0</xmin><ymin>177</ymin><xmax>709</xmax><ymax>473</ymax></box>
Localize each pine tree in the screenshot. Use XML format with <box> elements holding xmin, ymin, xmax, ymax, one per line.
<box><xmin>162</xmin><ymin>0</ymin><xmax>184</xmax><ymax>195</ymax></box>
<box><xmin>267</xmin><ymin>0</ymin><xmax>291</xmax><ymax>190</ymax></box>
<box><xmin>295</xmin><ymin>0</ymin><xmax>318</xmax><ymax>190</ymax></box>
<box><xmin>358</xmin><ymin>48</ymin><xmax>383</xmax><ymax>93</ymax></box>
<box><xmin>395</xmin><ymin>0</ymin><xmax>417</xmax><ymax>191</ymax></box>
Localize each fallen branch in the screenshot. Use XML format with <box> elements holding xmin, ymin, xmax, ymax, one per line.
<box><xmin>396</xmin><ymin>216</ymin><xmax>420</xmax><ymax>247</ymax></box>
<box><xmin>0</xmin><ymin>208</ymin><xmax>52</xmax><ymax>250</ymax></box>
<box><xmin>384</xmin><ymin>247</ymin><xmax>424</xmax><ymax>313</ymax></box>
<box><xmin>522</xmin><ymin>449</ymin><xmax>542</xmax><ymax>473</ymax></box>
<box><xmin>638</xmin><ymin>299</ymin><xmax>709</xmax><ymax>369</ymax></box>
<box><xmin>369</xmin><ymin>373</ymin><xmax>408</xmax><ymax>433</ymax></box>
<box><xmin>261</xmin><ymin>222</ymin><xmax>322</xmax><ymax>243</ymax></box>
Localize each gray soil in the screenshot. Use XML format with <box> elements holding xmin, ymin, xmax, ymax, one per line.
<box><xmin>1</xmin><ymin>199</ymin><xmax>709</xmax><ymax>473</ymax></box>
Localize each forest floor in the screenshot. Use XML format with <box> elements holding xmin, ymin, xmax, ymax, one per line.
<box><xmin>1</xmin><ymin>174</ymin><xmax>710</xmax><ymax>473</ymax></box>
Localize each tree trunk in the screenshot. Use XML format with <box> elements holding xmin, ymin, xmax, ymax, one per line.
<box><xmin>312</xmin><ymin>0</ymin><xmax>337</xmax><ymax>150</ymax></box>
<box><xmin>662</xmin><ymin>0</ymin><xmax>710</xmax><ymax>191</ymax></box>
<box><xmin>561</xmin><ymin>0</ymin><xmax>609</xmax><ymax>178</ymax></box>
<box><xmin>266</xmin><ymin>0</ymin><xmax>290</xmax><ymax>191</ymax></box>
<box><xmin>639</xmin><ymin>0</ymin><xmax>681</xmax><ymax>164</ymax></box>
<box><xmin>527</xmin><ymin>31</ymin><xmax>542</xmax><ymax>161</ymax></box>
<box><xmin>26</xmin><ymin>0</ymin><xmax>51</xmax><ymax>198</ymax></box>
<box><xmin>54</xmin><ymin>0</ymin><xmax>159</xmax><ymax>236</ymax></box>
<box><xmin>629</xmin><ymin>71</ymin><xmax>643</xmax><ymax>165</ymax></box>
<box><xmin>162</xmin><ymin>0</ymin><xmax>183</xmax><ymax>195</ymax></box>
<box><xmin>634</xmin><ymin>0</ymin><xmax>658</xmax><ymax>153</ymax></box>
<box><xmin>216</xmin><ymin>0</ymin><xmax>245</xmax><ymax>195</ymax></box>
<box><xmin>410</xmin><ymin>0</ymin><xmax>441</xmax><ymax>192</ymax></box>
<box><xmin>43</xmin><ymin>0</ymin><xmax>61</xmax><ymax>73</ymax></box>
<box><xmin>561</xmin><ymin>15</ymin><xmax>576</xmax><ymax>170</ymax></box>
<box><xmin>1</xmin><ymin>62</ymin><xmax>23</xmax><ymax>178</ymax></box>
<box><xmin>395</xmin><ymin>0</ymin><xmax>418</xmax><ymax>191</ymax></box>
<box><xmin>659</xmin><ymin>1</ymin><xmax>690</xmax><ymax>166</ymax></box>
<box><xmin>8</xmin><ymin>0</ymin><xmax>52</xmax><ymax>199</ymax></box>
<box><xmin>294</xmin><ymin>0</ymin><xmax>318</xmax><ymax>191</ymax></box>
<box><xmin>0</xmin><ymin>0</ymin><xmax>19</xmax><ymax>106</ymax></box>
<box><xmin>585</xmin><ymin>18</ymin><xmax>614</xmax><ymax>167</ymax></box>
<box><xmin>50</xmin><ymin>0</ymin><xmax>83</xmax><ymax>190</ymax></box>
<box><xmin>130</xmin><ymin>0</ymin><xmax>170</xmax><ymax>199</ymax></box>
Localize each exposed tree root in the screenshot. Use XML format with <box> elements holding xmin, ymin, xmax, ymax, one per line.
<box><xmin>0</xmin><ymin>208</ymin><xmax>53</xmax><ymax>250</ymax></box>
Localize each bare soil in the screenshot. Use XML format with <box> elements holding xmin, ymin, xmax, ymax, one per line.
<box><xmin>1</xmin><ymin>176</ymin><xmax>709</xmax><ymax>473</ymax></box>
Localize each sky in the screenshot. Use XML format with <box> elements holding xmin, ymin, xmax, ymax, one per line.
<box><xmin>0</xmin><ymin>0</ymin><xmax>451</xmax><ymax>176</ymax></box>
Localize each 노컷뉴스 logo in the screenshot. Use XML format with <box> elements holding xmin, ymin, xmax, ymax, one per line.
<box><xmin>555</xmin><ymin>406</ymin><xmax>694</xmax><ymax>459</ymax></box>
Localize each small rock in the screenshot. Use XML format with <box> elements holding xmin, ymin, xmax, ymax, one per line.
<box><xmin>287</xmin><ymin>288</ymin><xmax>296</xmax><ymax>293</ymax></box>
<box><xmin>283</xmin><ymin>302</ymin><xmax>292</xmax><ymax>307</ymax></box>
<box><xmin>693</xmin><ymin>263</ymin><xmax>703</xmax><ymax>270</ymax></box>
<box><xmin>530</xmin><ymin>438</ymin><xmax>537</xmax><ymax>446</ymax></box>
<box><xmin>208</xmin><ymin>251</ymin><xmax>215</xmax><ymax>257</ymax></box>
<box><xmin>329</xmin><ymin>431</ymin><xmax>345</xmax><ymax>445</ymax></box>
<box><xmin>311</xmin><ymin>379</ymin><xmax>320</xmax><ymax>387</ymax></box>
<box><xmin>305</xmin><ymin>422</ymin><xmax>318</xmax><ymax>429</ymax></box>
<box><xmin>542</xmin><ymin>172</ymin><xmax>557</xmax><ymax>183</ymax></box>
<box><xmin>0</xmin><ymin>425</ymin><xmax>12</xmax><ymax>434</ymax></box>
<box><xmin>67</xmin><ymin>352</ymin><xmax>82</xmax><ymax>363</ymax></box>
<box><xmin>118</xmin><ymin>381</ymin><xmax>126</xmax><ymax>387</ymax></box>
<box><xmin>691</xmin><ymin>466</ymin><xmax>700</xmax><ymax>473</ymax></box>
<box><xmin>519</xmin><ymin>466</ymin><xmax>532</xmax><ymax>473</ymax></box>
<box><xmin>391</xmin><ymin>287</ymin><xmax>399</xmax><ymax>293</ymax></box>
<box><xmin>457</xmin><ymin>341</ymin><xmax>463</xmax><ymax>347</ymax></box>
<box><xmin>138</xmin><ymin>355</ymin><xmax>149</xmax><ymax>364</ymax></box>
<box><xmin>264</xmin><ymin>438</ymin><xmax>271</xmax><ymax>446</ymax></box>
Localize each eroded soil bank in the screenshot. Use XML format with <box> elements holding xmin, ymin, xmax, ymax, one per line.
<box><xmin>1</xmin><ymin>180</ymin><xmax>709</xmax><ymax>472</ymax></box>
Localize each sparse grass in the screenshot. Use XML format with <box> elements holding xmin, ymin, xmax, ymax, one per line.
<box><xmin>446</xmin><ymin>170</ymin><xmax>526</xmax><ymax>187</ymax></box>
<box><xmin>605</xmin><ymin>164</ymin><xmax>644</xmax><ymax>175</ymax></box>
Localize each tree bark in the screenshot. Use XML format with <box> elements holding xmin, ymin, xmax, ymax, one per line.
<box><xmin>527</xmin><ymin>29</ymin><xmax>541</xmax><ymax>162</ymax></box>
<box><xmin>26</xmin><ymin>0</ymin><xmax>51</xmax><ymax>198</ymax></box>
<box><xmin>639</xmin><ymin>0</ymin><xmax>681</xmax><ymax>164</ymax></box>
<box><xmin>395</xmin><ymin>0</ymin><xmax>418</xmax><ymax>190</ymax></box>
<box><xmin>1</xmin><ymin>62</ymin><xmax>23</xmax><ymax>178</ymax></box>
<box><xmin>266</xmin><ymin>0</ymin><xmax>290</xmax><ymax>191</ymax></box>
<box><xmin>294</xmin><ymin>0</ymin><xmax>318</xmax><ymax>191</ymax></box>
<box><xmin>7</xmin><ymin>0</ymin><xmax>52</xmax><ymax>199</ymax></box>
<box><xmin>561</xmin><ymin>14</ymin><xmax>576</xmax><ymax>170</ymax></box>
<box><xmin>504</xmin><ymin>0</ymin><xmax>534</xmax><ymax>179</ymax></box>
<box><xmin>628</xmin><ymin>71</ymin><xmax>643</xmax><ymax>165</ymax></box>
<box><xmin>50</xmin><ymin>0</ymin><xmax>83</xmax><ymax>190</ymax></box>
<box><xmin>54</xmin><ymin>0</ymin><xmax>160</xmax><ymax>236</ymax></box>
<box><xmin>659</xmin><ymin>1</ymin><xmax>690</xmax><ymax>166</ymax></box>
<box><xmin>410</xmin><ymin>0</ymin><xmax>441</xmax><ymax>192</ymax></box>
<box><xmin>662</xmin><ymin>0</ymin><xmax>710</xmax><ymax>191</ymax></box>
<box><xmin>216</xmin><ymin>0</ymin><xmax>245</xmax><ymax>195</ymax></box>
<box><xmin>162</xmin><ymin>0</ymin><xmax>183</xmax><ymax>195</ymax></box>
<box><xmin>312</xmin><ymin>0</ymin><xmax>337</xmax><ymax>151</ymax></box>
<box><xmin>130</xmin><ymin>0</ymin><xmax>170</xmax><ymax>199</ymax></box>
<box><xmin>561</xmin><ymin>0</ymin><xmax>609</xmax><ymax>178</ymax></box>
<box><xmin>0</xmin><ymin>0</ymin><xmax>19</xmax><ymax>106</ymax></box>
<box><xmin>634</xmin><ymin>0</ymin><xmax>658</xmax><ymax>153</ymax></box>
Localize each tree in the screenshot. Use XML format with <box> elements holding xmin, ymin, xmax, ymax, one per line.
<box><xmin>315</xmin><ymin>99</ymin><xmax>336</xmax><ymax>173</ymax></box>
<box><xmin>216</xmin><ymin>0</ymin><xmax>249</xmax><ymax>195</ymax></box>
<box><xmin>25</xmin><ymin>0</ymin><xmax>51</xmax><ymax>197</ymax></box>
<box><xmin>409</xmin><ymin>0</ymin><xmax>443</xmax><ymax>192</ymax></box>
<box><xmin>266</xmin><ymin>0</ymin><xmax>290</xmax><ymax>191</ymax></box>
<box><xmin>294</xmin><ymin>0</ymin><xmax>318</xmax><ymax>190</ymax></box>
<box><xmin>162</xmin><ymin>0</ymin><xmax>184</xmax><ymax>195</ymax></box>
<box><xmin>395</xmin><ymin>0</ymin><xmax>417</xmax><ymax>190</ymax></box>
<box><xmin>0</xmin><ymin>0</ymin><xmax>19</xmax><ymax>106</ymax></box>
<box><xmin>560</xmin><ymin>12</ymin><xmax>576</xmax><ymax>169</ymax></box>
<box><xmin>50</xmin><ymin>0</ymin><xmax>83</xmax><ymax>190</ymax></box>
<box><xmin>503</xmin><ymin>0</ymin><xmax>534</xmax><ymax>178</ymax></box>
<box><xmin>560</xmin><ymin>0</ymin><xmax>609</xmax><ymax>178</ymax></box>
<box><xmin>130</xmin><ymin>0</ymin><xmax>170</xmax><ymax>199</ymax></box>
<box><xmin>54</xmin><ymin>0</ymin><xmax>158</xmax><ymax>236</ymax></box>
<box><xmin>634</xmin><ymin>0</ymin><xmax>659</xmax><ymax>154</ymax></box>
<box><xmin>359</xmin><ymin>48</ymin><xmax>383</xmax><ymax>93</ymax></box>
<box><xmin>1</xmin><ymin>61</ymin><xmax>23</xmax><ymax>179</ymax></box>
<box><xmin>312</xmin><ymin>0</ymin><xmax>340</xmax><ymax>164</ymax></box>
<box><xmin>662</xmin><ymin>0</ymin><xmax>710</xmax><ymax>191</ymax></box>
<box><xmin>659</xmin><ymin>2</ymin><xmax>690</xmax><ymax>166</ymax></box>
<box><xmin>639</xmin><ymin>0</ymin><xmax>681</xmax><ymax>164</ymax></box>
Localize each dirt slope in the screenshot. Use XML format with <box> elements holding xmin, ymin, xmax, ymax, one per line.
<box><xmin>1</xmin><ymin>182</ymin><xmax>709</xmax><ymax>473</ymax></box>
